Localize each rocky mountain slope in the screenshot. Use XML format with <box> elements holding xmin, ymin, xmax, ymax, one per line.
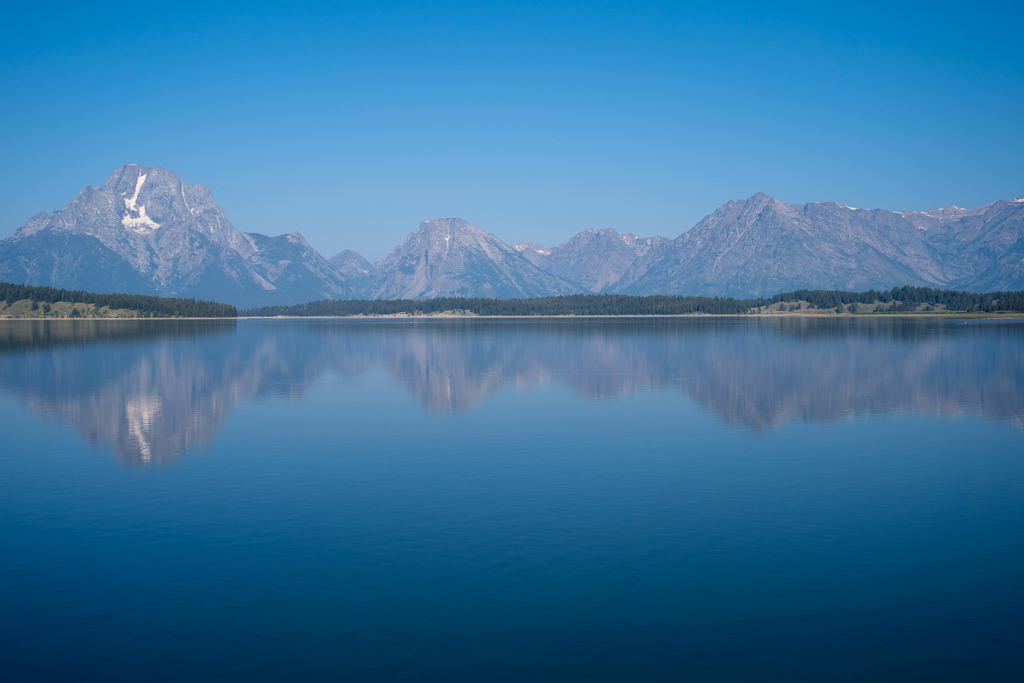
<box><xmin>519</xmin><ymin>228</ymin><xmax>671</xmax><ymax>293</ymax></box>
<box><xmin>2</xmin><ymin>164</ymin><xmax>1021</xmax><ymax>303</ymax></box>
<box><xmin>0</xmin><ymin>165</ymin><xmax>356</xmax><ymax>307</ymax></box>
<box><xmin>612</xmin><ymin>193</ymin><xmax>1024</xmax><ymax>297</ymax></box>
<box><xmin>329</xmin><ymin>249</ymin><xmax>376</xmax><ymax>290</ymax></box>
<box><xmin>364</xmin><ymin>217</ymin><xmax>576</xmax><ymax>299</ymax></box>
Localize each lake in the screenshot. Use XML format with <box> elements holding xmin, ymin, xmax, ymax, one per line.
<box><xmin>1</xmin><ymin>317</ymin><xmax>1021</xmax><ymax>681</ymax></box>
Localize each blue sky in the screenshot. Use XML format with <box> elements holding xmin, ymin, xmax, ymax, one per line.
<box><xmin>2</xmin><ymin>1</ymin><xmax>1021</xmax><ymax>260</ymax></box>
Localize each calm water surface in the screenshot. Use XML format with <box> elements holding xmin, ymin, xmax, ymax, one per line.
<box><xmin>1</xmin><ymin>317</ymin><xmax>1022</xmax><ymax>681</ymax></box>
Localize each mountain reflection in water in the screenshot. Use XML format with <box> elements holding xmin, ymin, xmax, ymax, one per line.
<box><xmin>0</xmin><ymin>317</ymin><xmax>1020</xmax><ymax>464</ymax></box>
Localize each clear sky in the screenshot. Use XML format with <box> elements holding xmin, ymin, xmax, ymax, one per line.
<box><xmin>2</xmin><ymin>1</ymin><xmax>1021</xmax><ymax>260</ymax></box>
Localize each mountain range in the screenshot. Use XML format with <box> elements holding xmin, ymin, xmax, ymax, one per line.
<box><xmin>1</xmin><ymin>164</ymin><xmax>1021</xmax><ymax>306</ymax></box>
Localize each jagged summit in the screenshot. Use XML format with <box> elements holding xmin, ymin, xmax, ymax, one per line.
<box><xmin>514</xmin><ymin>240</ymin><xmax>551</xmax><ymax>255</ymax></box>
<box><xmin>15</xmin><ymin>164</ymin><xmax>253</xmax><ymax>256</ymax></box>
<box><xmin>329</xmin><ymin>249</ymin><xmax>376</xmax><ymax>288</ymax></box>
<box><xmin>0</xmin><ymin>165</ymin><xmax>354</xmax><ymax>306</ymax></box>
<box><xmin>3</xmin><ymin>169</ymin><xmax>1023</xmax><ymax>304</ymax></box>
<box><xmin>366</xmin><ymin>217</ymin><xmax>575</xmax><ymax>300</ymax></box>
<box><xmin>538</xmin><ymin>227</ymin><xmax>670</xmax><ymax>293</ymax></box>
<box><xmin>614</xmin><ymin>192</ymin><xmax>1024</xmax><ymax>296</ymax></box>
<box><xmin>512</xmin><ymin>241</ymin><xmax>552</xmax><ymax>268</ymax></box>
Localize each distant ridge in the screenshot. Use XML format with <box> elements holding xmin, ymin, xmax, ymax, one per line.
<box><xmin>1</xmin><ymin>165</ymin><xmax>1022</xmax><ymax>305</ymax></box>
<box><xmin>612</xmin><ymin>193</ymin><xmax>1024</xmax><ymax>297</ymax></box>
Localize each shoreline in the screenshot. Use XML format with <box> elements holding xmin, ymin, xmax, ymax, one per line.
<box><xmin>2</xmin><ymin>312</ymin><xmax>1023</xmax><ymax>321</ymax></box>
<box><xmin>237</xmin><ymin>313</ymin><xmax>1024</xmax><ymax>321</ymax></box>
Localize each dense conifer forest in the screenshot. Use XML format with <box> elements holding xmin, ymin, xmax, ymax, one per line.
<box><xmin>3</xmin><ymin>281</ymin><xmax>1020</xmax><ymax>319</ymax></box>
<box><xmin>761</xmin><ymin>286</ymin><xmax>1024</xmax><ymax>313</ymax></box>
<box><xmin>0</xmin><ymin>282</ymin><xmax>238</xmax><ymax>318</ymax></box>
<box><xmin>244</xmin><ymin>286</ymin><xmax>1024</xmax><ymax>317</ymax></box>
<box><xmin>246</xmin><ymin>294</ymin><xmax>751</xmax><ymax>316</ymax></box>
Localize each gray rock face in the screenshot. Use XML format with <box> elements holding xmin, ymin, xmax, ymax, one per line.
<box><xmin>615</xmin><ymin>193</ymin><xmax>1024</xmax><ymax>297</ymax></box>
<box><xmin>329</xmin><ymin>249</ymin><xmax>376</xmax><ymax>289</ymax></box>
<box><xmin>3</xmin><ymin>165</ymin><xmax>1022</xmax><ymax>305</ymax></box>
<box><xmin>908</xmin><ymin>198</ymin><xmax>1024</xmax><ymax>292</ymax></box>
<box><xmin>532</xmin><ymin>228</ymin><xmax>671</xmax><ymax>293</ymax></box>
<box><xmin>0</xmin><ymin>165</ymin><xmax>356</xmax><ymax>307</ymax></box>
<box><xmin>512</xmin><ymin>241</ymin><xmax>552</xmax><ymax>268</ymax></box>
<box><xmin>366</xmin><ymin>218</ymin><xmax>576</xmax><ymax>299</ymax></box>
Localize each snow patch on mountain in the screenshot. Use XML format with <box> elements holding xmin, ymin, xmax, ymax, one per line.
<box><xmin>121</xmin><ymin>173</ymin><xmax>161</xmax><ymax>233</ymax></box>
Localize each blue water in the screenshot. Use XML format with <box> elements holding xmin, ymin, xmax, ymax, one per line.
<box><xmin>1</xmin><ymin>317</ymin><xmax>1022</xmax><ymax>681</ymax></box>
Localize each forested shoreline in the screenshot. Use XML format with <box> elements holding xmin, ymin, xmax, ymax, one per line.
<box><xmin>244</xmin><ymin>286</ymin><xmax>1024</xmax><ymax>317</ymax></box>
<box><xmin>0</xmin><ymin>282</ymin><xmax>238</xmax><ymax>318</ymax></box>
<box><xmin>3</xmin><ymin>281</ymin><xmax>1021</xmax><ymax>320</ymax></box>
